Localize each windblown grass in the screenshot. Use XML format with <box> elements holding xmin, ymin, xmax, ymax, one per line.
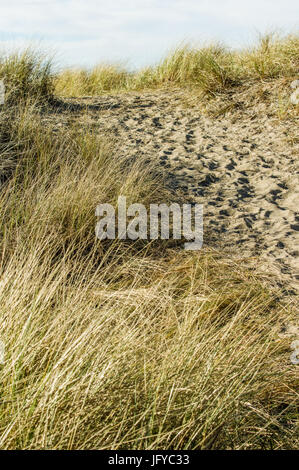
<box><xmin>55</xmin><ymin>64</ymin><xmax>129</xmax><ymax>97</ymax></box>
<box><xmin>0</xmin><ymin>49</ymin><xmax>54</xmax><ymax>104</ymax></box>
<box><xmin>151</xmin><ymin>44</ymin><xmax>236</xmax><ymax>93</ymax></box>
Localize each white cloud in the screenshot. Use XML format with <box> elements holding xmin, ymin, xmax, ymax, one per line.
<box><xmin>0</xmin><ymin>0</ymin><xmax>298</xmax><ymax>68</ymax></box>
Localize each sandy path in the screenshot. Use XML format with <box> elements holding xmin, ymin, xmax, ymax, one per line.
<box><xmin>60</xmin><ymin>90</ymin><xmax>299</xmax><ymax>296</ymax></box>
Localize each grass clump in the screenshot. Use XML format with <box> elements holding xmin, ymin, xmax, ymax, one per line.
<box><xmin>236</xmin><ymin>33</ymin><xmax>299</xmax><ymax>80</ymax></box>
<box><xmin>0</xmin><ymin>49</ymin><xmax>54</xmax><ymax>105</ymax></box>
<box><xmin>0</xmin><ymin>101</ymin><xmax>297</xmax><ymax>450</ymax></box>
<box><xmin>153</xmin><ymin>44</ymin><xmax>236</xmax><ymax>93</ymax></box>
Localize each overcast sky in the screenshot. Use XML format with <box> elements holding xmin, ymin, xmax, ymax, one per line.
<box><xmin>0</xmin><ymin>0</ymin><xmax>298</xmax><ymax>69</ymax></box>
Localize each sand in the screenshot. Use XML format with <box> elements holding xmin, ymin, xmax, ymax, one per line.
<box><xmin>55</xmin><ymin>89</ymin><xmax>299</xmax><ymax>298</ymax></box>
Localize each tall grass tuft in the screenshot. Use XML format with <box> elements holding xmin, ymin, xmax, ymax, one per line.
<box><xmin>236</xmin><ymin>33</ymin><xmax>299</xmax><ymax>80</ymax></box>
<box><xmin>154</xmin><ymin>44</ymin><xmax>236</xmax><ymax>94</ymax></box>
<box><xmin>0</xmin><ymin>43</ymin><xmax>298</xmax><ymax>449</ymax></box>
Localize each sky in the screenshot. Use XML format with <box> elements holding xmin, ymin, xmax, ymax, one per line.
<box><xmin>0</xmin><ymin>0</ymin><xmax>298</xmax><ymax>70</ymax></box>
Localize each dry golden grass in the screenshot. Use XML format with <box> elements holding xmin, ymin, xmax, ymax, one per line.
<box><xmin>0</xmin><ymin>40</ymin><xmax>298</xmax><ymax>449</ymax></box>
<box><xmin>0</xmin><ymin>49</ymin><xmax>54</xmax><ymax>104</ymax></box>
<box><xmin>55</xmin><ymin>64</ymin><xmax>129</xmax><ymax>97</ymax></box>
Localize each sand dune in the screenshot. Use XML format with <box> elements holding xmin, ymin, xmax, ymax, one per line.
<box><xmin>56</xmin><ymin>90</ymin><xmax>298</xmax><ymax>297</ymax></box>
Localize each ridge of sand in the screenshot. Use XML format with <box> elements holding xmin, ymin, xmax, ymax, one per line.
<box><xmin>55</xmin><ymin>90</ymin><xmax>299</xmax><ymax>298</ymax></box>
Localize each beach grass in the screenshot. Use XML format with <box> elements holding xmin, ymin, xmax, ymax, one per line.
<box><xmin>0</xmin><ymin>36</ymin><xmax>298</xmax><ymax>449</ymax></box>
